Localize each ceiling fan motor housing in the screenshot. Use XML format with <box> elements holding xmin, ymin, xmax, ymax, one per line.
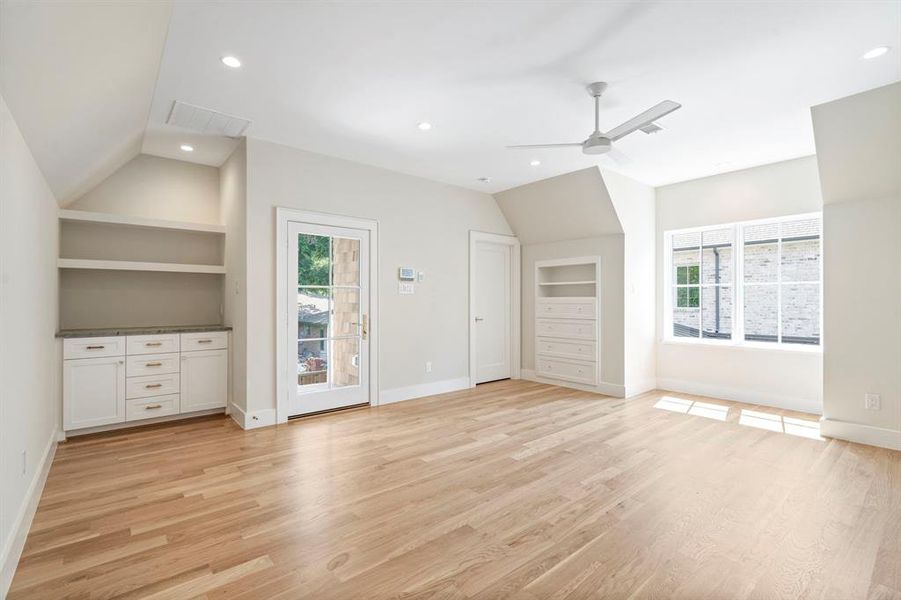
<box><xmin>583</xmin><ymin>135</ymin><xmax>612</xmax><ymax>155</ymax></box>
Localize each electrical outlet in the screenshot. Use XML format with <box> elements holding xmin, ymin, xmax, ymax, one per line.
<box><xmin>865</xmin><ymin>393</ymin><xmax>881</xmax><ymax>411</ymax></box>
<box><xmin>425</xmin><ymin>361</ymin><xmax>432</xmax><ymax>373</ymax></box>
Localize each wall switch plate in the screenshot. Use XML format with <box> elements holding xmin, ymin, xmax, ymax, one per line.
<box><xmin>398</xmin><ymin>282</ymin><xmax>414</xmax><ymax>295</ymax></box>
<box><xmin>865</xmin><ymin>393</ymin><xmax>881</xmax><ymax>410</ymax></box>
<box><xmin>426</xmin><ymin>361</ymin><xmax>432</xmax><ymax>373</ymax></box>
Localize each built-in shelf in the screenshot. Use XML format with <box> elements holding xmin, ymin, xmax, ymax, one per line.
<box><xmin>59</xmin><ymin>209</ymin><xmax>226</xmax><ymax>234</ymax></box>
<box><xmin>58</xmin><ymin>259</ymin><xmax>226</xmax><ymax>274</ymax></box>
<box><xmin>538</xmin><ymin>280</ymin><xmax>596</xmax><ymax>286</ymax></box>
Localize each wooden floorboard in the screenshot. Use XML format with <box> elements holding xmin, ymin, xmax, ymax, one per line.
<box><xmin>9</xmin><ymin>380</ymin><xmax>901</xmax><ymax>599</ymax></box>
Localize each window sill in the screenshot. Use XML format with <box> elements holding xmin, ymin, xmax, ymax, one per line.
<box><xmin>661</xmin><ymin>338</ymin><xmax>823</xmax><ymax>354</ymax></box>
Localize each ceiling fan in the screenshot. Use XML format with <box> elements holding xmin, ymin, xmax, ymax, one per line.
<box><xmin>508</xmin><ymin>82</ymin><xmax>681</xmax><ymax>156</ymax></box>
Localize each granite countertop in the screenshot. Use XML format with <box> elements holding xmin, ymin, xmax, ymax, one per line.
<box><xmin>56</xmin><ymin>324</ymin><xmax>232</xmax><ymax>339</ymax></box>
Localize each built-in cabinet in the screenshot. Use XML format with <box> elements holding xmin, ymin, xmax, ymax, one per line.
<box><xmin>534</xmin><ymin>257</ymin><xmax>600</xmax><ymax>386</ymax></box>
<box><xmin>63</xmin><ymin>331</ymin><xmax>228</xmax><ymax>433</ymax></box>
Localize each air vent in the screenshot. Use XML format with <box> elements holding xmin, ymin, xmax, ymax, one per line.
<box><xmin>166</xmin><ymin>101</ymin><xmax>251</xmax><ymax>138</ymax></box>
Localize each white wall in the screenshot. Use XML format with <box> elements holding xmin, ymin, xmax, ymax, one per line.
<box><xmin>220</xmin><ymin>140</ymin><xmax>247</xmax><ymax>412</ymax></box>
<box><xmin>812</xmin><ymin>82</ymin><xmax>901</xmax><ymax>449</ymax></box>
<box><xmin>242</xmin><ymin>138</ymin><xmax>513</xmax><ymax>413</ymax></box>
<box><xmin>68</xmin><ymin>153</ymin><xmax>220</xmax><ymax>224</ymax></box>
<box><xmin>655</xmin><ymin>156</ymin><xmax>824</xmax><ymax>413</ymax></box>
<box><xmin>604</xmin><ymin>169</ymin><xmax>657</xmax><ymax>396</ymax></box>
<box><xmin>0</xmin><ymin>95</ymin><xmax>61</xmax><ymax>595</ymax></box>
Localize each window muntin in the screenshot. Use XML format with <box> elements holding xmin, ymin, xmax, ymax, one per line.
<box><xmin>666</xmin><ymin>214</ymin><xmax>821</xmax><ymax>348</ymax></box>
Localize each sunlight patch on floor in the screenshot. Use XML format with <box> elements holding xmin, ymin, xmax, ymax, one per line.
<box><xmin>654</xmin><ymin>396</ymin><xmax>822</xmax><ymax>440</ymax></box>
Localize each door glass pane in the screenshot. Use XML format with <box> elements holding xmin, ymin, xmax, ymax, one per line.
<box><xmin>298</xmin><ymin>234</ymin><xmax>330</xmax><ymax>286</ymax></box>
<box><xmin>701</xmin><ymin>228</ymin><xmax>733</xmax><ymax>285</ymax></box>
<box><xmin>744</xmin><ymin>285</ymin><xmax>778</xmax><ymax>342</ymax></box>
<box><xmin>702</xmin><ymin>286</ymin><xmax>732</xmax><ymax>339</ymax></box>
<box><xmin>673</xmin><ymin>288</ymin><xmax>699</xmax><ymax>338</ymax></box>
<box><xmin>782</xmin><ymin>284</ymin><xmax>820</xmax><ymax>345</ymax></box>
<box><xmin>332</xmin><ymin>288</ymin><xmax>360</xmax><ymax>337</ymax></box>
<box><xmin>332</xmin><ymin>337</ymin><xmax>360</xmax><ymax>388</ymax></box>
<box><xmin>298</xmin><ymin>339</ymin><xmax>328</xmax><ymax>386</ymax></box>
<box><xmin>297</xmin><ymin>288</ymin><xmax>329</xmax><ymax>339</ymax></box>
<box><xmin>331</xmin><ymin>237</ymin><xmax>360</xmax><ymax>286</ymax></box>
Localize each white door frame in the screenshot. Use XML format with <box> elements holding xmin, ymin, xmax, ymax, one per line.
<box><xmin>469</xmin><ymin>231</ymin><xmax>521</xmax><ymax>388</ymax></box>
<box><xmin>276</xmin><ymin>208</ymin><xmax>379</xmax><ymax>424</ymax></box>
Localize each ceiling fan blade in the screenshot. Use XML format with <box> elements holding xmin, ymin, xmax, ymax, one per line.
<box><xmin>506</xmin><ymin>143</ymin><xmax>582</xmax><ymax>149</ymax></box>
<box><xmin>604</xmin><ymin>147</ymin><xmax>633</xmax><ymax>166</ymax></box>
<box><xmin>604</xmin><ymin>100</ymin><xmax>681</xmax><ymax>141</ymax></box>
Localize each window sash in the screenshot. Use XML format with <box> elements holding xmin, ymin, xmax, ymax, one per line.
<box><xmin>664</xmin><ymin>213</ymin><xmax>822</xmax><ymax>348</ymax></box>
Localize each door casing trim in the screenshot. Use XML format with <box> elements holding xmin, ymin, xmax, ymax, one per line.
<box><xmin>469</xmin><ymin>231</ymin><xmax>521</xmax><ymax>388</ymax></box>
<box><xmin>276</xmin><ymin>208</ymin><xmax>379</xmax><ymax>424</ymax></box>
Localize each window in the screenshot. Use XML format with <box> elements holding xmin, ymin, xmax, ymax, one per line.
<box><xmin>665</xmin><ymin>213</ymin><xmax>821</xmax><ymax>348</ymax></box>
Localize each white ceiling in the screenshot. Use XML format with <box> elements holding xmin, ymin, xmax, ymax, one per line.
<box><xmin>0</xmin><ymin>0</ymin><xmax>172</xmax><ymax>203</ymax></box>
<box><xmin>142</xmin><ymin>0</ymin><xmax>901</xmax><ymax>192</ymax></box>
<box><xmin>3</xmin><ymin>1</ymin><xmax>899</xmax><ymax>200</ymax></box>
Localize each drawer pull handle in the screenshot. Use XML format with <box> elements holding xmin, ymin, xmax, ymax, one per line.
<box><xmin>197</xmin><ymin>339</ymin><xmax>213</xmax><ymax>344</ymax></box>
<box><xmin>145</xmin><ymin>342</ymin><xmax>163</xmax><ymax>347</ymax></box>
<box><xmin>145</xmin><ymin>383</ymin><xmax>163</xmax><ymax>389</ymax></box>
<box><xmin>86</xmin><ymin>345</ymin><xmax>105</xmax><ymax>350</ymax></box>
<box><xmin>146</xmin><ymin>362</ymin><xmax>162</xmax><ymax>367</ymax></box>
<box><xmin>145</xmin><ymin>404</ymin><xmax>162</xmax><ymax>410</ymax></box>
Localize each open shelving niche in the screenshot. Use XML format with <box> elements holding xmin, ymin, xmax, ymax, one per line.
<box><xmin>57</xmin><ymin>210</ymin><xmax>227</xmax><ymax>330</ymax></box>
<box><xmin>536</xmin><ymin>258</ymin><xmax>598</xmax><ymax>299</ymax></box>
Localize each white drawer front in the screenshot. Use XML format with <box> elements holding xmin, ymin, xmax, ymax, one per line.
<box><xmin>63</xmin><ymin>337</ymin><xmax>125</xmax><ymax>360</ymax></box>
<box><xmin>536</xmin><ymin>319</ymin><xmax>596</xmax><ymax>340</ymax></box>
<box><xmin>126</xmin><ymin>394</ymin><xmax>180</xmax><ymax>422</ymax></box>
<box><xmin>536</xmin><ymin>338</ymin><xmax>596</xmax><ymax>361</ymax></box>
<box><xmin>180</xmin><ymin>331</ymin><xmax>228</xmax><ymax>351</ymax></box>
<box><xmin>127</xmin><ymin>334</ymin><xmax>180</xmax><ymax>356</ymax></box>
<box><xmin>536</xmin><ymin>357</ymin><xmax>597</xmax><ymax>385</ymax></box>
<box><xmin>126</xmin><ymin>373</ymin><xmax>180</xmax><ymax>399</ymax></box>
<box><xmin>537</xmin><ymin>300</ymin><xmax>596</xmax><ymax>320</ymax></box>
<box><xmin>127</xmin><ymin>353</ymin><xmax>180</xmax><ymax>377</ymax></box>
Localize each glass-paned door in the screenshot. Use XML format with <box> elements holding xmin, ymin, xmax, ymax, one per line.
<box><xmin>287</xmin><ymin>222</ymin><xmax>369</xmax><ymax>416</ymax></box>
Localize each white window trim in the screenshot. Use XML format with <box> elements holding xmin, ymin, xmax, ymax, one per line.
<box><xmin>663</xmin><ymin>212</ymin><xmax>823</xmax><ymax>353</ymax></box>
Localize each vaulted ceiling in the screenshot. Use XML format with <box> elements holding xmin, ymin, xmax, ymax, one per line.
<box><xmin>2</xmin><ymin>0</ymin><xmax>899</xmax><ymax>203</ymax></box>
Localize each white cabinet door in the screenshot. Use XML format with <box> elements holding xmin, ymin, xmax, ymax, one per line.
<box><xmin>64</xmin><ymin>356</ymin><xmax>126</xmax><ymax>430</ymax></box>
<box><xmin>180</xmin><ymin>349</ymin><xmax>227</xmax><ymax>412</ymax></box>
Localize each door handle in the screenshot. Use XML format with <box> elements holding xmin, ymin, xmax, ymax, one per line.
<box><xmin>474</xmin><ymin>317</ymin><xmax>484</xmax><ymax>322</ymax></box>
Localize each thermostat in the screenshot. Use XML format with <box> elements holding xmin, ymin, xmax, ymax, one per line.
<box><xmin>398</xmin><ymin>267</ymin><xmax>415</xmax><ymax>281</ymax></box>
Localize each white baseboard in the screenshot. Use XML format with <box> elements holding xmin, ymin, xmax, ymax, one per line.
<box><xmin>229</xmin><ymin>404</ymin><xmax>277</xmax><ymax>430</ymax></box>
<box><xmin>378</xmin><ymin>377</ymin><xmax>471</xmax><ymax>406</ymax></box>
<box><xmin>625</xmin><ymin>378</ymin><xmax>658</xmax><ymax>398</ymax></box>
<box><xmin>656</xmin><ymin>377</ymin><xmax>822</xmax><ymax>415</ymax></box>
<box><xmin>1</xmin><ymin>428</ymin><xmax>59</xmax><ymax>598</ymax></box>
<box><xmin>820</xmin><ymin>418</ymin><xmax>901</xmax><ymax>451</ymax></box>
<box><xmin>521</xmin><ymin>369</ymin><xmax>625</xmax><ymax>398</ymax></box>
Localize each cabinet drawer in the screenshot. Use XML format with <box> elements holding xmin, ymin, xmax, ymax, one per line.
<box><xmin>537</xmin><ymin>300</ymin><xmax>596</xmax><ymax>320</ymax></box>
<box><xmin>126</xmin><ymin>394</ymin><xmax>180</xmax><ymax>422</ymax></box>
<box><xmin>536</xmin><ymin>319</ymin><xmax>596</xmax><ymax>340</ymax></box>
<box><xmin>63</xmin><ymin>337</ymin><xmax>125</xmax><ymax>360</ymax></box>
<box><xmin>536</xmin><ymin>338</ymin><xmax>596</xmax><ymax>361</ymax></box>
<box><xmin>181</xmin><ymin>331</ymin><xmax>228</xmax><ymax>351</ymax></box>
<box><xmin>536</xmin><ymin>357</ymin><xmax>597</xmax><ymax>385</ymax></box>
<box><xmin>127</xmin><ymin>334</ymin><xmax>180</xmax><ymax>356</ymax></box>
<box><xmin>127</xmin><ymin>353</ymin><xmax>179</xmax><ymax>377</ymax></box>
<box><xmin>126</xmin><ymin>373</ymin><xmax>180</xmax><ymax>399</ymax></box>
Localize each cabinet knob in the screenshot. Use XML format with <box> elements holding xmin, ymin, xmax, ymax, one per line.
<box><xmin>145</xmin><ymin>383</ymin><xmax>163</xmax><ymax>389</ymax></box>
<box><xmin>86</xmin><ymin>345</ymin><xmax>105</xmax><ymax>350</ymax></box>
<box><xmin>145</xmin><ymin>404</ymin><xmax>162</xmax><ymax>410</ymax></box>
<box><xmin>145</xmin><ymin>342</ymin><xmax>162</xmax><ymax>347</ymax></box>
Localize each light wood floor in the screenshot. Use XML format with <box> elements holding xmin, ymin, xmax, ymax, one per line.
<box><xmin>9</xmin><ymin>380</ymin><xmax>901</xmax><ymax>599</ymax></box>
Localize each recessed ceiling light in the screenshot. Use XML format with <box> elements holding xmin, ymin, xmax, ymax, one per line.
<box><xmin>862</xmin><ymin>46</ymin><xmax>890</xmax><ymax>60</ymax></box>
<box><xmin>180</xmin><ymin>144</ymin><xmax>194</xmax><ymax>152</ymax></box>
<box><xmin>417</xmin><ymin>122</ymin><xmax>432</xmax><ymax>131</ymax></box>
<box><xmin>530</xmin><ymin>159</ymin><xmax>541</xmax><ymax>166</ymax></box>
<box><xmin>221</xmin><ymin>55</ymin><xmax>242</xmax><ymax>68</ymax></box>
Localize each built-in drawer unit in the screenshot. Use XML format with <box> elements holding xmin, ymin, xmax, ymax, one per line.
<box><xmin>536</xmin><ymin>357</ymin><xmax>597</xmax><ymax>386</ymax></box>
<box><xmin>126</xmin><ymin>353</ymin><xmax>180</xmax><ymax>377</ymax></box>
<box><xmin>536</xmin><ymin>337</ymin><xmax>596</xmax><ymax>362</ymax></box>
<box><xmin>63</xmin><ymin>336</ymin><xmax>125</xmax><ymax>360</ymax></box>
<box><xmin>180</xmin><ymin>331</ymin><xmax>228</xmax><ymax>351</ymax></box>
<box><xmin>126</xmin><ymin>394</ymin><xmax>180</xmax><ymax>421</ymax></box>
<box><xmin>127</xmin><ymin>334</ymin><xmax>180</xmax><ymax>356</ymax></box>
<box><xmin>536</xmin><ymin>319</ymin><xmax>597</xmax><ymax>341</ymax></box>
<box><xmin>126</xmin><ymin>372</ymin><xmax>180</xmax><ymax>399</ymax></box>
<box><xmin>536</xmin><ymin>299</ymin><xmax>596</xmax><ymax>320</ymax></box>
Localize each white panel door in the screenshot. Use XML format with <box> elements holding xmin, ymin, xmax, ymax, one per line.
<box><xmin>286</xmin><ymin>222</ymin><xmax>370</xmax><ymax>417</ymax></box>
<box><xmin>180</xmin><ymin>349</ymin><xmax>228</xmax><ymax>412</ymax></box>
<box><xmin>64</xmin><ymin>356</ymin><xmax>126</xmax><ymax>430</ymax></box>
<box><xmin>474</xmin><ymin>241</ymin><xmax>511</xmax><ymax>383</ymax></box>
